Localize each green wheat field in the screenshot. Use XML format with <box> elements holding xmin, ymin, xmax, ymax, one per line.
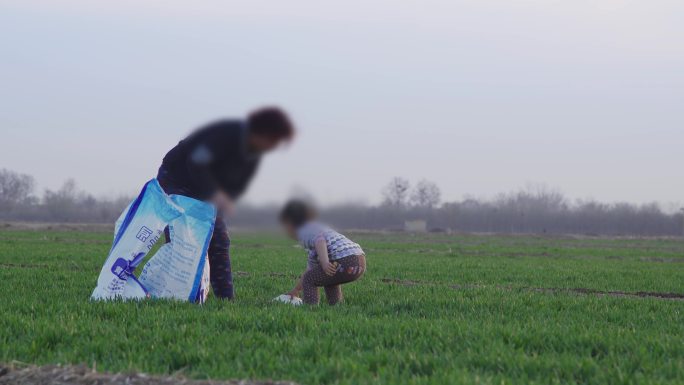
<box><xmin>1</xmin><ymin>229</ymin><xmax>683</xmax><ymax>385</ymax></box>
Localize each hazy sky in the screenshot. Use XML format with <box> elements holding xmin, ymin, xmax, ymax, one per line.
<box><xmin>1</xmin><ymin>0</ymin><xmax>682</xmax><ymax>207</ymax></box>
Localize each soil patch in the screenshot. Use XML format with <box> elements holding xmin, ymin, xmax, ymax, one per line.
<box><xmin>0</xmin><ymin>364</ymin><xmax>297</xmax><ymax>385</ymax></box>
<box><xmin>0</xmin><ymin>263</ymin><xmax>49</xmax><ymax>269</ymax></box>
<box><xmin>380</xmin><ymin>278</ymin><xmax>684</xmax><ymax>301</ymax></box>
<box><xmin>0</xmin><ymin>222</ymin><xmax>114</xmax><ymax>232</ymax></box>
<box><xmin>380</xmin><ymin>278</ymin><xmax>426</xmax><ymax>286</ymax></box>
<box><xmin>639</xmin><ymin>257</ymin><xmax>684</xmax><ymax>263</ymax></box>
<box><xmin>267</xmin><ymin>272</ymin><xmax>299</xmax><ymax>279</ymax></box>
<box><xmin>527</xmin><ymin>287</ymin><xmax>684</xmax><ymax>300</ymax></box>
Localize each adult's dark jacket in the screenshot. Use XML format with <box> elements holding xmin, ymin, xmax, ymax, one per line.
<box><xmin>159</xmin><ymin>120</ymin><xmax>260</xmax><ymax>201</ymax></box>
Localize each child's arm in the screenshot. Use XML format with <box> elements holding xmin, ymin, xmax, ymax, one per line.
<box><xmin>315</xmin><ymin>238</ymin><xmax>338</xmax><ymax>276</ymax></box>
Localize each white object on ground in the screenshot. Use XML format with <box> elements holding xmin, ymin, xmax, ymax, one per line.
<box><xmin>273</xmin><ymin>294</ymin><xmax>303</xmax><ymax>306</ymax></box>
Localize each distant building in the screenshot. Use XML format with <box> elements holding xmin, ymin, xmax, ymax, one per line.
<box><xmin>404</xmin><ymin>220</ymin><xmax>427</xmax><ymax>233</ymax></box>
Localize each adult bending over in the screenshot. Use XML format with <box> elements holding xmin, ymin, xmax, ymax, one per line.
<box><xmin>157</xmin><ymin>107</ymin><xmax>295</xmax><ymax>299</ymax></box>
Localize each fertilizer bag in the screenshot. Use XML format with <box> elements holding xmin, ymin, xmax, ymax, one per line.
<box><xmin>91</xmin><ymin>179</ymin><xmax>182</xmax><ymax>300</ymax></box>
<box><xmin>137</xmin><ymin>194</ymin><xmax>216</xmax><ymax>303</ymax></box>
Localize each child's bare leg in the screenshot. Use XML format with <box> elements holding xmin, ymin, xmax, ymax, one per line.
<box><xmin>324</xmin><ymin>285</ymin><xmax>343</xmax><ymax>305</ymax></box>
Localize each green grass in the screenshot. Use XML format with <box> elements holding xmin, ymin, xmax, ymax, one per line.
<box><xmin>1</xmin><ymin>230</ymin><xmax>683</xmax><ymax>385</ymax></box>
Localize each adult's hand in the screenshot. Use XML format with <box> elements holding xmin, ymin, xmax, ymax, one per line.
<box><xmin>210</xmin><ymin>190</ymin><xmax>234</xmax><ymax>216</ymax></box>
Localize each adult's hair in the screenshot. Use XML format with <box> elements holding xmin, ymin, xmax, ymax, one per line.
<box><xmin>247</xmin><ymin>107</ymin><xmax>295</xmax><ymax>141</ymax></box>
<box><xmin>279</xmin><ymin>199</ymin><xmax>317</xmax><ymax>228</ymax></box>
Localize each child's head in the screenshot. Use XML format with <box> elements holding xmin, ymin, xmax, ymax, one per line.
<box><xmin>279</xmin><ymin>199</ymin><xmax>317</xmax><ymax>239</ymax></box>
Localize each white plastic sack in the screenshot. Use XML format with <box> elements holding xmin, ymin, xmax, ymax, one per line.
<box><xmin>138</xmin><ymin>194</ymin><xmax>216</xmax><ymax>303</ymax></box>
<box><xmin>91</xmin><ymin>179</ymin><xmax>216</xmax><ymax>303</ymax></box>
<box><xmin>91</xmin><ymin>179</ymin><xmax>182</xmax><ymax>300</ymax></box>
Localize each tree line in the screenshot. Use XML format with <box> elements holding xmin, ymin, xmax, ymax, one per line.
<box><xmin>0</xmin><ymin>169</ymin><xmax>131</xmax><ymax>223</ymax></box>
<box><xmin>1</xmin><ymin>169</ymin><xmax>682</xmax><ymax>236</ymax></box>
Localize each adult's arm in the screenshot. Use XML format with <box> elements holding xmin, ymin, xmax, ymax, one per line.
<box><xmin>227</xmin><ymin>162</ymin><xmax>260</xmax><ymax>201</ymax></box>
<box><xmin>184</xmin><ymin>121</ymin><xmax>236</xmax><ymax>200</ymax></box>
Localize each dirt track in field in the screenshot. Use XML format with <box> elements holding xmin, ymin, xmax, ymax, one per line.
<box><xmin>380</xmin><ymin>278</ymin><xmax>684</xmax><ymax>301</ymax></box>
<box><xmin>0</xmin><ymin>364</ymin><xmax>297</xmax><ymax>385</ymax></box>
<box><xmin>524</xmin><ymin>287</ymin><xmax>684</xmax><ymax>300</ymax></box>
<box><xmin>0</xmin><ymin>222</ymin><xmax>115</xmax><ymax>232</ymax></box>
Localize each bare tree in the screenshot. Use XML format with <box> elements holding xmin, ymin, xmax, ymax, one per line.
<box><xmin>0</xmin><ymin>168</ymin><xmax>35</xmax><ymax>210</ymax></box>
<box><xmin>382</xmin><ymin>177</ymin><xmax>410</xmax><ymax>207</ymax></box>
<box><xmin>43</xmin><ymin>179</ymin><xmax>93</xmax><ymax>222</ymax></box>
<box><xmin>410</xmin><ymin>179</ymin><xmax>441</xmax><ymax>208</ymax></box>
